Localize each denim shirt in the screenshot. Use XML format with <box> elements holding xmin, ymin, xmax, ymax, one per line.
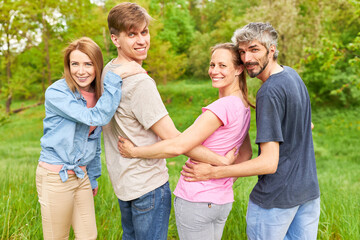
<box><xmin>39</xmin><ymin>71</ymin><xmax>122</xmax><ymax>189</ymax></box>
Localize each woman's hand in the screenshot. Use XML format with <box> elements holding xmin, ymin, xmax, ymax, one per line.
<box><xmin>223</xmin><ymin>147</ymin><xmax>237</xmax><ymax>165</ymax></box>
<box><xmin>112</xmin><ymin>61</ymin><xmax>146</xmax><ymax>79</ymax></box>
<box><xmin>92</xmin><ymin>187</ymin><xmax>98</xmax><ymax>197</ymax></box>
<box><xmin>118</xmin><ymin>136</ymin><xmax>136</xmax><ymax>158</ymax></box>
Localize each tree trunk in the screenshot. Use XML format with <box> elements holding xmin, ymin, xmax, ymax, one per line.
<box><xmin>42</xmin><ymin>10</ymin><xmax>52</xmax><ymax>90</ymax></box>
<box><xmin>5</xmin><ymin>33</ymin><xmax>12</xmax><ymax>113</ymax></box>
<box><xmin>12</xmin><ymin>101</ymin><xmax>43</xmax><ymax>114</ymax></box>
<box><xmin>103</xmin><ymin>26</ymin><xmax>110</xmax><ymax>59</ymax></box>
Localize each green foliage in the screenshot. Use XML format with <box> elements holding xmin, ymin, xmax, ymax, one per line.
<box><xmin>151</xmin><ymin>0</ymin><xmax>195</xmax><ymax>54</ymax></box>
<box><xmin>145</xmin><ymin>10</ymin><xmax>188</xmax><ymax>84</ymax></box>
<box><xmin>146</xmin><ymin>40</ymin><xmax>187</xmax><ymax>84</ymax></box>
<box><xmin>187</xmin><ymin>32</ymin><xmax>214</xmax><ymax>79</ymax></box>
<box><xmin>1</xmin><ymin>0</ymin><xmax>360</xmax><ymax>107</ymax></box>
<box><xmin>300</xmin><ymin>36</ymin><xmax>360</xmax><ymax>107</ymax></box>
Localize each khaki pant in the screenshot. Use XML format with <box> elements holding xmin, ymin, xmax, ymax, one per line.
<box><xmin>36</xmin><ymin>165</ymin><xmax>97</xmax><ymax>240</ymax></box>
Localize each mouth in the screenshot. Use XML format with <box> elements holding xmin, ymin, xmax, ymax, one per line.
<box><xmin>76</xmin><ymin>76</ymin><xmax>89</xmax><ymax>82</ymax></box>
<box><xmin>211</xmin><ymin>77</ymin><xmax>224</xmax><ymax>82</ymax></box>
<box><xmin>135</xmin><ymin>47</ymin><xmax>147</xmax><ymax>53</ymax></box>
<box><xmin>245</xmin><ymin>62</ymin><xmax>258</xmax><ymax>70</ymax></box>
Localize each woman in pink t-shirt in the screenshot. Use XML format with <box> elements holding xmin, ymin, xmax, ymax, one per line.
<box><xmin>118</xmin><ymin>43</ymin><xmax>254</xmax><ymax>240</ymax></box>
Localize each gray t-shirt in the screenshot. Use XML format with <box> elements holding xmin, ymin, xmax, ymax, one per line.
<box><xmin>250</xmin><ymin>66</ymin><xmax>320</xmax><ymax>209</ymax></box>
<box><xmin>101</xmin><ymin>60</ymin><xmax>169</xmax><ymax>201</ymax></box>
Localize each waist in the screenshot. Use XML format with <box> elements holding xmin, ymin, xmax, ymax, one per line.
<box><xmin>39</xmin><ymin>161</ymin><xmax>86</xmax><ymax>174</ymax></box>
<box><xmin>174</xmin><ymin>176</ymin><xmax>234</xmax><ymax>204</ymax></box>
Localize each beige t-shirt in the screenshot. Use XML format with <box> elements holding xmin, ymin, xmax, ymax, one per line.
<box><xmin>101</xmin><ymin>60</ymin><xmax>169</xmax><ymax>201</ymax></box>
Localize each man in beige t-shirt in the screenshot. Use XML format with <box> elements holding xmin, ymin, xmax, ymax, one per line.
<box><xmin>103</xmin><ymin>3</ymin><xmax>230</xmax><ymax>239</ymax></box>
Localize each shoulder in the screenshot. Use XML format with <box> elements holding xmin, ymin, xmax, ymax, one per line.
<box><xmin>103</xmin><ymin>60</ymin><xmax>117</xmax><ymax>72</ymax></box>
<box><xmin>101</xmin><ymin>59</ymin><xmax>119</xmax><ymax>79</ymax></box>
<box><xmin>128</xmin><ymin>73</ymin><xmax>154</xmax><ymax>83</ymax></box>
<box><xmin>46</xmin><ymin>79</ymin><xmax>68</xmax><ymax>93</ymax></box>
<box><xmin>210</xmin><ymin>96</ymin><xmax>241</xmax><ymax>107</ymax></box>
<box><xmin>204</xmin><ymin>96</ymin><xmax>246</xmax><ymax>116</ymax></box>
<box><xmin>45</xmin><ymin>79</ymin><xmax>74</xmax><ymax>99</ymax></box>
<box><xmin>126</xmin><ymin>73</ymin><xmax>157</xmax><ymax>91</ymax></box>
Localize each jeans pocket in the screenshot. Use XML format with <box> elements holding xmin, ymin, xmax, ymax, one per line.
<box><xmin>132</xmin><ymin>190</ymin><xmax>155</xmax><ymax>212</ymax></box>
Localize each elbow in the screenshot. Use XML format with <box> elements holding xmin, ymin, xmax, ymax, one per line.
<box><xmin>267</xmin><ymin>164</ymin><xmax>278</xmax><ymax>174</ymax></box>
<box><xmin>265</xmin><ymin>158</ymin><xmax>278</xmax><ymax>174</ymax></box>
<box><xmin>169</xmin><ymin>142</ymin><xmax>191</xmax><ymax>156</ymax></box>
<box><xmin>171</xmin><ymin>146</ymin><xmax>187</xmax><ymax>156</ymax></box>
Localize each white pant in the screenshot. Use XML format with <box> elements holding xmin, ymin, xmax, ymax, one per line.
<box><xmin>174</xmin><ymin>197</ymin><xmax>232</xmax><ymax>240</ymax></box>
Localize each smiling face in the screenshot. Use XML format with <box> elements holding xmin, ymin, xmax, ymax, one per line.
<box><xmin>111</xmin><ymin>22</ymin><xmax>150</xmax><ymax>65</ymax></box>
<box><xmin>238</xmin><ymin>40</ymin><xmax>270</xmax><ymax>79</ymax></box>
<box><xmin>208</xmin><ymin>48</ymin><xmax>242</xmax><ymax>91</ymax></box>
<box><xmin>69</xmin><ymin>49</ymin><xmax>96</xmax><ymax>92</ymax></box>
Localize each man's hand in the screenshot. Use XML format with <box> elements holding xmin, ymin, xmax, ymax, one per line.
<box><xmin>118</xmin><ymin>136</ymin><xmax>136</xmax><ymax>158</ymax></box>
<box><xmin>112</xmin><ymin>61</ymin><xmax>146</xmax><ymax>79</ymax></box>
<box><xmin>92</xmin><ymin>187</ymin><xmax>98</xmax><ymax>197</ymax></box>
<box><xmin>181</xmin><ymin>161</ymin><xmax>214</xmax><ymax>182</ymax></box>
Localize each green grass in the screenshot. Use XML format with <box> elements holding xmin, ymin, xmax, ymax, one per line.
<box><xmin>0</xmin><ymin>81</ymin><xmax>359</xmax><ymax>239</ymax></box>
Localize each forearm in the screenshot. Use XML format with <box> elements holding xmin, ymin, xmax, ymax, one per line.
<box><xmin>211</xmin><ymin>153</ymin><xmax>277</xmax><ymax>179</ymax></box>
<box><xmin>131</xmin><ymin>137</ymin><xmax>182</xmax><ymax>159</ymax></box>
<box><xmin>184</xmin><ymin>145</ymin><xmax>228</xmax><ymax>166</ymax></box>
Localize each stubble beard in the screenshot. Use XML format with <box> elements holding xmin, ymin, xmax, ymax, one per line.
<box><xmin>246</xmin><ymin>53</ymin><xmax>269</xmax><ymax>78</ymax></box>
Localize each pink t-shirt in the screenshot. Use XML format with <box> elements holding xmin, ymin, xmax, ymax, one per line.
<box><xmin>173</xmin><ymin>95</ymin><xmax>251</xmax><ymax>204</ymax></box>
<box><xmin>80</xmin><ymin>89</ymin><xmax>97</xmax><ymax>135</ymax></box>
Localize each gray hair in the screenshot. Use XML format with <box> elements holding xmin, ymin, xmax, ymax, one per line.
<box><xmin>231</xmin><ymin>22</ymin><xmax>279</xmax><ymax>60</ymax></box>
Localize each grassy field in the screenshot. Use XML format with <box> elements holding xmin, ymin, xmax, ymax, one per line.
<box><xmin>0</xmin><ymin>80</ymin><xmax>359</xmax><ymax>239</ymax></box>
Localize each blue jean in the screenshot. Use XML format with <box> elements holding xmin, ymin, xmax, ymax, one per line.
<box><xmin>246</xmin><ymin>197</ymin><xmax>320</xmax><ymax>240</ymax></box>
<box><xmin>118</xmin><ymin>182</ymin><xmax>171</xmax><ymax>240</ymax></box>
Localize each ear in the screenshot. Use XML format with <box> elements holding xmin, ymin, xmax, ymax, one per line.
<box><xmin>235</xmin><ymin>65</ymin><xmax>244</xmax><ymax>76</ymax></box>
<box><xmin>111</xmin><ymin>34</ymin><xmax>121</xmax><ymax>48</ymax></box>
<box><xmin>269</xmin><ymin>45</ymin><xmax>276</xmax><ymax>58</ymax></box>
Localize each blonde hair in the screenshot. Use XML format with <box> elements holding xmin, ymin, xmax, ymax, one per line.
<box><xmin>211</xmin><ymin>43</ymin><xmax>255</xmax><ymax>108</ymax></box>
<box><xmin>63</xmin><ymin>37</ymin><xmax>103</xmax><ymax>100</ymax></box>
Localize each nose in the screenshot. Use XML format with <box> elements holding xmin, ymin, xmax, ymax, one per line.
<box><xmin>137</xmin><ymin>35</ymin><xmax>145</xmax><ymax>44</ymax></box>
<box><xmin>243</xmin><ymin>52</ymin><xmax>252</xmax><ymax>63</ymax></box>
<box><xmin>209</xmin><ymin>65</ymin><xmax>219</xmax><ymax>75</ymax></box>
<box><xmin>78</xmin><ymin>65</ymin><xmax>85</xmax><ymax>75</ymax></box>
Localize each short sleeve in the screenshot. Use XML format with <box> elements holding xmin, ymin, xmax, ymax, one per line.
<box><xmin>255</xmin><ymin>94</ymin><xmax>284</xmax><ymax>144</ymax></box>
<box><xmin>131</xmin><ymin>77</ymin><xmax>168</xmax><ymax>130</ymax></box>
<box><xmin>202</xmin><ymin>97</ymin><xmax>234</xmax><ymax>126</ymax></box>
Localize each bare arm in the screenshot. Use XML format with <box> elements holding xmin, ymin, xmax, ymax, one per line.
<box><xmin>181</xmin><ymin>141</ymin><xmax>279</xmax><ymax>181</ymax></box>
<box><xmin>231</xmin><ymin>133</ymin><xmax>252</xmax><ymax>182</ymax></box>
<box><xmin>118</xmin><ymin>111</ymin><xmax>234</xmax><ymax>166</ymax></box>
<box><xmin>233</xmin><ymin>133</ymin><xmax>252</xmax><ymax>165</ymax></box>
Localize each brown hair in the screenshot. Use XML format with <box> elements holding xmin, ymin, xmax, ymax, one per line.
<box><xmin>211</xmin><ymin>43</ymin><xmax>255</xmax><ymax>108</ymax></box>
<box><xmin>108</xmin><ymin>2</ymin><xmax>152</xmax><ymax>36</ymax></box>
<box><xmin>63</xmin><ymin>37</ymin><xmax>103</xmax><ymax>101</ymax></box>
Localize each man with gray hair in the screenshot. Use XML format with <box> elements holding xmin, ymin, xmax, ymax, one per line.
<box><xmin>182</xmin><ymin>22</ymin><xmax>320</xmax><ymax>239</ymax></box>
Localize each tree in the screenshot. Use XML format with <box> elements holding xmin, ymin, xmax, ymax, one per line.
<box><xmin>0</xmin><ymin>0</ymin><xmax>39</xmax><ymax>112</ymax></box>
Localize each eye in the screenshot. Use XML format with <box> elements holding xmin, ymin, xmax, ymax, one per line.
<box><xmin>251</xmin><ymin>49</ymin><xmax>259</xmax><ymax>53</ymax></box>
<box><xmin>209</xmin><ymin>63</ymin><xmax>215</xmax><ymax>68</ymax></box>
<box><xmin>128</xmin><ymin>32</ymin><xmax>135</xmax><ymax>37</ymax></box>
<box><xmin>141</xmin><ymin>29</ymin><xmax>149</xmax><ymax>35</ymax></box>
<box><xmin>239</xmin><ymin>50</ymin><xmax>245</xmax><ymax>55</ymax></box>
<box><xmin>86</xmin><ymin>62</ymin><xmax>93</xmax><ymax>66</ymax></box>
<box><xmin>220</xmin><ymin>64</ymin><xmax>227</xmax><ymax>68</ymax></box>
<box><xmin>71</xmin><ymin>62</ymin><xmax>78</xmax><ymax>66</ymax></box>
